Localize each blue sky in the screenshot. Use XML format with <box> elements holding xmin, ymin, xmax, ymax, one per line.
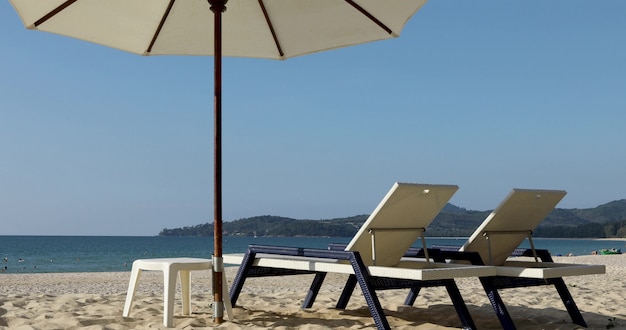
<box><xmin>1</xmin><ymin>1</ymin><xmax>625</xmax><ymax>236</ymax></box>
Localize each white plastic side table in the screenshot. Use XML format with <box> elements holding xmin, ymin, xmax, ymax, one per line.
<box><xmin>122</xmin><ymin>257</ymin><xmax>233</xmax><ymax>327</ymax></box>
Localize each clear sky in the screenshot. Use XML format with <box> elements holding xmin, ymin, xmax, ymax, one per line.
<box><xmin>1</xmin><ymin>1</ymin><xmax>625</xmax><ymax>236</ymax></box>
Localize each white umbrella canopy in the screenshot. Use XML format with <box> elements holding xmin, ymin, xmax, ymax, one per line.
<box><xmin>9</xmin><ymin>0</ymin><xmax>428</xmax><ymax>325</ymax></box>
<box><xmin>9</xmin><ymin>0</ymin><xmax>426</xmax><ymax>58</ymax></box>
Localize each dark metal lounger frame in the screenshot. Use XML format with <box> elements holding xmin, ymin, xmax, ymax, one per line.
<box><xmin>403</xmin><ymin>245</ymin><xmax>588</xmax><ymax>330</ymax></box>
<box><xmin>228</xmin><ymin>244</ymin><xmax>477</xmax><ymax>330</ymax></box>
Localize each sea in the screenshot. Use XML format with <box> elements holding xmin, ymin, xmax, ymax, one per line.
<box><xmin>1</xmin><ymin>236</ymin><xmax>624</xmax><ymax>274</ymax></box>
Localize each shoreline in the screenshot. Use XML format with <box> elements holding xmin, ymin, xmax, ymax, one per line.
<box><xmin>0</xmin><ymin>238</ymin><xmax>626</xmax><ymax>278</ymax></box>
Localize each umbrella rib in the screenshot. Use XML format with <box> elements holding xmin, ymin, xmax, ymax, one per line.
<box><xmin>258</xmin><ymin>0</ymin><xmax>285</xmax><ymax>58</ymax></box>
<box><xmin>146</xmin><ymin>0</ymin><xmax>177</xmax><ymax>54</ymax></box>
<box><xmin>344</xmin><ymin>0</ymin><xmax>392</xmax><ymax>35</ymax></box>
<box><xmin>33</xmin><ymin>0</ymin><xmax>78</xmax><ymax>27</ymax></box>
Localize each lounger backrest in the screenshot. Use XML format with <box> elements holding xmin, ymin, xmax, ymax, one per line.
<box><xmin>345</xmin><ymin>182</ymin><xmax>458</xmax><ymax>266</ymax></box>
<box><xmin>460</xmin><ymin>189</ymin><xmax>566</xmax><ymax>265</ymax></box>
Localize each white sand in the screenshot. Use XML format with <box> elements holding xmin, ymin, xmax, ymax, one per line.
<box><xmin>0</xmin><ymin>255</ymin><xmax>624</xmax><ymax>329</ymax></box>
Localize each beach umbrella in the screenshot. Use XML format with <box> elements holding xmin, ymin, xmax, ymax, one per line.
<box><xmin>8</xmin><ymin>0</ymin><xmax>428</xmax><ymax>323</ymax></box>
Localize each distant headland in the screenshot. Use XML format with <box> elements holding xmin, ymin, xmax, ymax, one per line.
<box><xmin>159</xmin><ymin>199</ymin><xmax>626</xmax><ymax>238</ymax></box>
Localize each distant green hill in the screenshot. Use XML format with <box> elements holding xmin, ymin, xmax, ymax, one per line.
<box><xmin>159</xmin><ymin>199</ymin><xmax>626</xmax><ymax>238</ymax></box>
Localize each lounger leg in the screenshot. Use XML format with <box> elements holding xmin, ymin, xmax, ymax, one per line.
<box><xmin>403</xmin><ymin>286</ymin><xmax>421</xmax><ymax>306</ymax></box>
<box><xmin>443</xmin><ymin>279</ymin><xmax>477</xmax><ymax>330</ymax></box>
<box><xmin>336</xmin><ymin>274</ymin><xmax>357</xmax><ymax>309</ymax></box>
<box><xmin>552</xmin><ymin>278</ymin><xmax>587</xmax><ymax>327</ymax></box>
<box><xmin>302</xmin><ymin>272</ymin><xmax>326</xmax><ymax>308</ymax></box>
<box><xmin>349</xmin><ymin>253</ymin><xmax>390</xmax><ymax>330</ymax></box>
<box><xmin>229</xmin><ymin>250</ymin><xmax>257</xmax><ymax>306</ymax></box>
<box><xmin>480</xmin><ymin>278</ymin><xmax>516</xmax><ymax>330</ymax></box>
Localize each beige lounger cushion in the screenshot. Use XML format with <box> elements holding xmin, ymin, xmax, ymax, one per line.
<box><xmin>496</xmin><ymin>260</ymin><xmax>606</xmax><ymax>278</ymax></box>
<box><xmin>457</xmin><ymin>188</ymin><xmax>604</xmax><ymax>278</ymax></box>
<box><xmin>460</xmin><ymin>189</ymin><xmax>566</xmax><ymax>266</ymax></box>
<box><xmin>346</xmin><ymin>182</ymin><xmax>458</xmax><ymax>267</ymax></box>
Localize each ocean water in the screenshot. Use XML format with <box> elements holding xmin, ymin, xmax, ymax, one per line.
<box><xmin>0</xmin><ymin>236</ymin><xmax>622</xmax><ymax>274</ymax></box>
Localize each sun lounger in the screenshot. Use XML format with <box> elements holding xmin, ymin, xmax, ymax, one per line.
<box><xmin>403</xmin><ymin>188</ymin><xmax>606</xmax><ymax>329</ymax></box>
<box><xmin>223</xmin><ymin>183</ymin><xmax>496</xmax><ymax>330</ymax></box>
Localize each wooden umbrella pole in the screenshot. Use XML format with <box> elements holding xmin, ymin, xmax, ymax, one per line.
<box><xmin>209</xmin><ymin>0</ymin><xmax>227</xmax><ymax>324</ymax></box>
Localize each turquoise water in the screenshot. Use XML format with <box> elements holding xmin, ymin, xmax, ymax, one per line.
<box><xmin>0</xmin><ymin>236</ymin><xmax>622</xmax><ymax>274</ymax></box>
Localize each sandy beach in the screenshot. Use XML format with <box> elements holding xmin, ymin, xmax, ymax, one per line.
<box><xmin>0</xmin><ymin>254</ymin><xmax>624</xmax><ymax>329</ymax></box>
